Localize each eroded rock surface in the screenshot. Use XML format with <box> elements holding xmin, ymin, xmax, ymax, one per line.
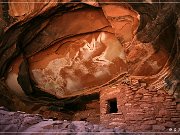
<box><xmin>2</xmin><ymin>1</ymin><xmax>178</xmax><ymax>99</ymax></box>
<box><xmin>0</xmin><ymin>106</ymin><xmax>125</xmax><ymax>134</ymax></box>
<box><xmin>0</xmin><ymin>0</ymin><xmax>179</xmax><ymax>133</ymax></box>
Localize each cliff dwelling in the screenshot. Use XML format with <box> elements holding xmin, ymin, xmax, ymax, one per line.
<box><xmin>0</xmin><ymin>0</ymin><xmax>180</xmax><ymax>133</ymax></box>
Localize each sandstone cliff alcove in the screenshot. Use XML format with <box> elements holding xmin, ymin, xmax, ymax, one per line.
<box><xmin>0</xmin><ymin>0</ymin><xmax>179</xmax><ymax>133</ymax></box>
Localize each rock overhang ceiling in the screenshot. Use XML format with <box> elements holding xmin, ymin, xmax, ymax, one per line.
<box><xmin>0</xmin><ymin>0</ymin><xmax>179</xmax><ymax>100</ymax></box>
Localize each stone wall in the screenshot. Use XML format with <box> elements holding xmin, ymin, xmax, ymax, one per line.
<box><xmin>38</xmin><ymin>98</ymin><xmax>100</xmax><ymax>124</ymax></box>
<box><xmin>100</xmin><ymin>82</ymin><xmax>180</xmax><ymax>132</ymax></box>
<box><xmin>72</xmin><ymin>100</ymin><xmax>100</xmax><ymax>124</ymax></box>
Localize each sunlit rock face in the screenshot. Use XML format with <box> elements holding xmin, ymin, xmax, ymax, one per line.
<box><xmin>102</xmin><ymin>4</ymin><xmax>140</xmax><ymax>43</ymax></box>
<box><xmin>4</xmin><ymin>3</ymin><xmax>177</xmax><ymax>99</ymax></box>
<box><xmin>29</xmin><ymin>32</ymin><xmax>127</xmax><ymax>97</ymax></box>
<box><xmin>6</xmin><ymin>32</ymin><xmax>127</xmax><ymax>98</ymax></box>
<box><xmin>126</xmin><ymin>41</ymin><xmax>170</xmax><ymax>76</ymax></box>
<box><xmin>5</xmin><ymin>4</ymin><xmax>139</xmax><ymax>98</ymax></box>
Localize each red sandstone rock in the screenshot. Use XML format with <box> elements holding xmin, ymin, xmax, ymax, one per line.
<box><xmin>152</xmin><ymin>125</ymin><xmax>165</xmax><ymax>131</ymax></box>
<box><xmin>134</xmin><ymin>93</ymin><xmax>143</xmax><ymax>99</ymax></box>
<box><xmin>140</xmin><ymin>103</ymin><xmax>153</xmax><ymax>108</ymax></box>
<box><xmin>136</xmin><ymin>88</ymin><xmax>148</xmax><ymax>94</ymax></box>
<box><xmin>139</xmin><ymin>124</ymin><xmax>152</xmax><ymax>131</ymax></box>
<box><xmin>131</xmin><ymin>79</ymin><xmax>139</xmax><ymax>86</ymax></box>
<box><xmin>0</xmin><ymin>0</ymin><xmax>180</xmax><ymax>133</ymax></box>
<box><xmin>152</xmin><ymin>97</ymin><xmax>165</xmax><ymax>102</ymax></box>
<box><xmin>171</xmin><ymin>118</ymin><xmax>180</xmax><ymax>122</ymax></box>
<box><xmin>177</xmin><ymin>104</ymin><xmax>180</xmax><ymax>110</ymax></box>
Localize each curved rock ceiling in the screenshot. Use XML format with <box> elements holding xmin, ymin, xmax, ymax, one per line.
<box><xmin>0</xmin><ymin>0</ymin><xmax>179</xmax><ymax>99</ymax></box>
<box><xmin>7</xmin><ymin>31</ymin><xmax>128</xmax><ymax>97</ymax></box>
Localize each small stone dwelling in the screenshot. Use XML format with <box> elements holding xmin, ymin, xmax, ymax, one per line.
<box><xmin>61</xmin><ymin>79</ymin><xmax>180</xmax><ymax>132</ymax></box>
<box><xmin>100</xmin><ymin>82</ymin><xmax>180</xmax><ymax>132</ymax></box>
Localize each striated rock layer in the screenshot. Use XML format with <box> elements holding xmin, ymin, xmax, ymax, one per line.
<box><xmin>5</xmin><ymin>3</ymin><xmax>139</xmax><ymax>98</ymax></box>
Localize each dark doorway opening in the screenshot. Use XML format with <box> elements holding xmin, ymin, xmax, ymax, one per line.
<box><xmin>107</xmin><ymin>98</ymin><xmax>118</xmax><ymax>113</ymax></box>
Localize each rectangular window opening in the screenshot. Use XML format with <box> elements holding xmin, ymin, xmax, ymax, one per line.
<box><xmin>107</xmin><ymin>98</ymin><xmax>118</xmax><ymax>114</ymax></box>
